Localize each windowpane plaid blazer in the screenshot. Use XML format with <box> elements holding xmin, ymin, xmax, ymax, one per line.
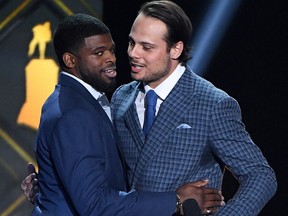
<box><xmin>111</xmin><ymin>68</ymin><xmax>277</xmax><ymax>216</ymax></box>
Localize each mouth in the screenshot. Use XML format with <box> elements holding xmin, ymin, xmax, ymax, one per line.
<box><xmin>103</xmin><ymin>66</ymin><xmax>117</xmax><ymax>78</ymax></box>
<box><xmin>130</xmin><ymin>62</ymin><xmax>144</xmax><ymax>73</ymax></box>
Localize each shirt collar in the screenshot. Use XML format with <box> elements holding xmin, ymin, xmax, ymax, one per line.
<box><xmin>144</xmin><ymin>64</ymin><xmax>185</xmax><ymax>100</ymax></box>
<box><xmin>61</xmin><ymin>71</ymin><xmax>104</xmax><ymax>100</ymax></box>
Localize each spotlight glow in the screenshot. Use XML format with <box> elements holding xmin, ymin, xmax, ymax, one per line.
<box><xmin>188</xmin><ymin>0</ymin><xmax>243</xmax><ymax>76</ymax></box>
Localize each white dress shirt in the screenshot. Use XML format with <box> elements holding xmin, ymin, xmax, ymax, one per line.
<box><xmin>62</xmin><ymin>72</ymin><xmax>111</xmax><ymax>120</ymax></box>
<box><xmin>135</xmin><ymin>64</ymin><xmax>185</xmax><ymax>128</ymax></box>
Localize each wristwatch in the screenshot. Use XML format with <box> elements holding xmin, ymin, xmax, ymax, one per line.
<box><xmin>176</xmin><ymin>194</ymin><xmax>183</xmax><ymax>215</ymax></box>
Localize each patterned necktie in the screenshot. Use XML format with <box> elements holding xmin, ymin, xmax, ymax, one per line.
<box><xmin>97</xmin><ymin>94</ymin><xmax>111</xmax><ymax>120</ymax></box>
<box><xmin>143</xmin><ymin>90</ymin><xmax>158</xmax><ymax>136</ymax></box>
<box><xmin>97</xmin><ymin>94</ymin><xmax>109</xmax><ymax>107</ymax></box>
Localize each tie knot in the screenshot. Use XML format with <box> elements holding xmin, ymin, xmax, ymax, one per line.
<box><xmin>145</xmin><ymin>90</ymin><xmax>158</xmax><ymax>107</ymax></box>
<box><xmin>97</xmin><ymin>94</ymin><xmax>110</xmax><ymax>107</ymax></box>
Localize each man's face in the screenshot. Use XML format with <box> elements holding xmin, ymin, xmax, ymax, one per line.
<box><xmin>75</xmin><ymin>33</ymin><xmax>117</xmax><ymax>93</ymax></box>
<box><xmin>128</xmin><ymin>14</ymin><xmax>177</xmax><ymax>89</ymax></box>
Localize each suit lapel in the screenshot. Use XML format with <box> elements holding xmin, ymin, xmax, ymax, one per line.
<box><xmin>60</xmin><ymin>73</ymin><xmax>117</xmax><ymax>142</ymax></box>
<box><xmin>59</xmin><ymin>73</ymin><xmax>99</xmax><ymax>107</ymax></box>
<box><xmin>125</xmin><ymin>105</ymin><xmax>146</xmax><ymax>150</ymax></box>
<box><xmin>123</xmin><ymin>83</ymin><xmax>146</xmax><ymax>150</ymax></box>
<box><xmin>132</xmin><ymin>69</ymin><xmax>199</xmax><ymax>186</ymax></box>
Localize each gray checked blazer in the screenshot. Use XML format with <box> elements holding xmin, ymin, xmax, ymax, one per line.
<box><xmin>111</xmin><ymin>67</ymin><xmax>277</xmax><ymax>215</ymax></box>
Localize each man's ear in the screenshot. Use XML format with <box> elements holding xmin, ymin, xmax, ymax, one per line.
<box><xmin>62</xmin><ymin>52</ymin><xmax>76</xmax><ymax>69</ymax></box>
<box><xmin>170</xmin><ymin>41</ymin><xmax>184</xmax><ymax>60</ymax></box>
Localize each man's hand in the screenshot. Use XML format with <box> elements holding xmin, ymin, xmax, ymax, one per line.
<box><xmin>176</xmin><ymin>180</ymin><xmax>225</xmax><ymax>215</ymax></box>
<box><xmin>21</xmin><ymin>162</ymin><xmax>39</xmax><ymax>204</ymax></box>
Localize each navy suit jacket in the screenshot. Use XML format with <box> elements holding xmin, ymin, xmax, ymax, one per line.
<box><xmin>33</xmin><ymin>73</ymin><xmax>175</xmax><ymax>215</ymax></box>
<box><xmin>111</xmin><ymin>68</ymin><xmax>277</xmax><ymax>216</ymax></box>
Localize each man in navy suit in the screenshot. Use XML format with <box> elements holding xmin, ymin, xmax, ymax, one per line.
<box><xmin>25</xmin><ymin>13</ymin><xmax>224</xmax><ymax>215</ymax></box>
<box><xmin>111</xmin><ymin>1</ymin><xmax>277</xmax><ymax>215</ymax></box>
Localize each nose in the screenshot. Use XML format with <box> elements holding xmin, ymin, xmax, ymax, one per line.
<box><xmin>105</xmin><ymin>50</ymin><xmax>116</xmax><ymax>63</ymax></box>
<box><xmin>128</xmin><ymin>44</ymin><xmax>140</xmax><ymax>59</ymax></box>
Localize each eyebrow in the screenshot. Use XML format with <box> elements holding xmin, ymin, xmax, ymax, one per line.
<box><xmin>129</xmin><ymin>36</ymin><xmax>156</xmax><ymax>47</ymax></box>
<box><xmin>141</xmin><ymin>42</ymin><xmax>156</xmax><ymax>48</ymax></box>
<box><xmin>92</xmin><ymin>44</ymin><xmax>115</xmax><ymax>52</ymax></box>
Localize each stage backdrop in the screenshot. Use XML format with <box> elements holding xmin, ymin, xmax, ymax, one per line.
<box><xmin>0</xmin><ymin>0</ymin><xmax>102</xmax><ymax>215</ymax></box>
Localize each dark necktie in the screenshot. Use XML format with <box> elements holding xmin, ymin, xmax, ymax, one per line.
<box><xmin>143</xmin><ymin>90</ymin><xmax>158</xmax><ymax>136</ymax></box>
<box><xmin>97</xmin><ymin>94</ymin><xmax>110</xmax><ymax>107</ymax></box>
<box><xmin>97</xmin><ymin>94</ymin><xmax>111</xmax><ymax>120</ymax></box>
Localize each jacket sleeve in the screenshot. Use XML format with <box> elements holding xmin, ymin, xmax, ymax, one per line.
<box><xmin>210</xmin><ymin>96</ymin><xmax>277</xmax><ymax>216</ymax></box>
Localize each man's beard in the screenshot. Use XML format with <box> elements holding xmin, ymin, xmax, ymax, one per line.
<box><xmin>78</xmin><ymin>65</ymin><xmax>117</xmax><ymax>93</ymax></box>
<box><xmin>130</xmin><ymin>56</ymin><xmax>171</xmax><ymax>84</ymax></box>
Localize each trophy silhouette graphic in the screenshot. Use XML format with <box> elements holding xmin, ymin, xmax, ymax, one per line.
<box><xmin>17</xmin><ymin>21</ymin><xmax>58</xmax><ymax>130</ymax></box>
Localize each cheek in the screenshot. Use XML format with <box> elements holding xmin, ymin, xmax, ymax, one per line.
<box><xmin>89</xmin><ymin>61</ymin><xmax>102</xmax><ymax>72</ymax></box>
<box><xmin>146</xmin><ymin>53</ymin><xmax>168</xmax><ymax>70</ymax></box>
<box><xmin>145</xmin><ymin>52</ymin><xmax>163</xmax><ymax>65</ymax></box>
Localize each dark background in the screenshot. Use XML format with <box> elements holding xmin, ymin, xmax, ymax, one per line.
<box><xmin>103</xmin><ymin>0</ymin><xmax>287</xmax><ymax>215</ymax></box>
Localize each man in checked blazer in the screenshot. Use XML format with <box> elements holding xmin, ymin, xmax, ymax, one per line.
<box><xmin>25</xmin><ymin>13</ymin><xmax>225</xmax><ymax>216</ymax></box>
<box><xmin>22</xmin><ymin>12</ymin><xmax>225</xmax><ymax>216</ymax></box>
<box><xmin>111</xmin><ymin>1</ymin><xmax>277</xmax><ymax>215</ymax></box>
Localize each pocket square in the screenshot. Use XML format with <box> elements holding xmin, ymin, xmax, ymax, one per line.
<box><xmin>176</xmin><ymin>123</ymin><xmax>192</xmax><ymax>129</ymax></box>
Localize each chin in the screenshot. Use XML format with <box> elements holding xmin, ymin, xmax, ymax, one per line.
<box><xmin>131</xmin><ymin>73</ymin><xmax>143</xmax><ymax>82</ymax></box>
